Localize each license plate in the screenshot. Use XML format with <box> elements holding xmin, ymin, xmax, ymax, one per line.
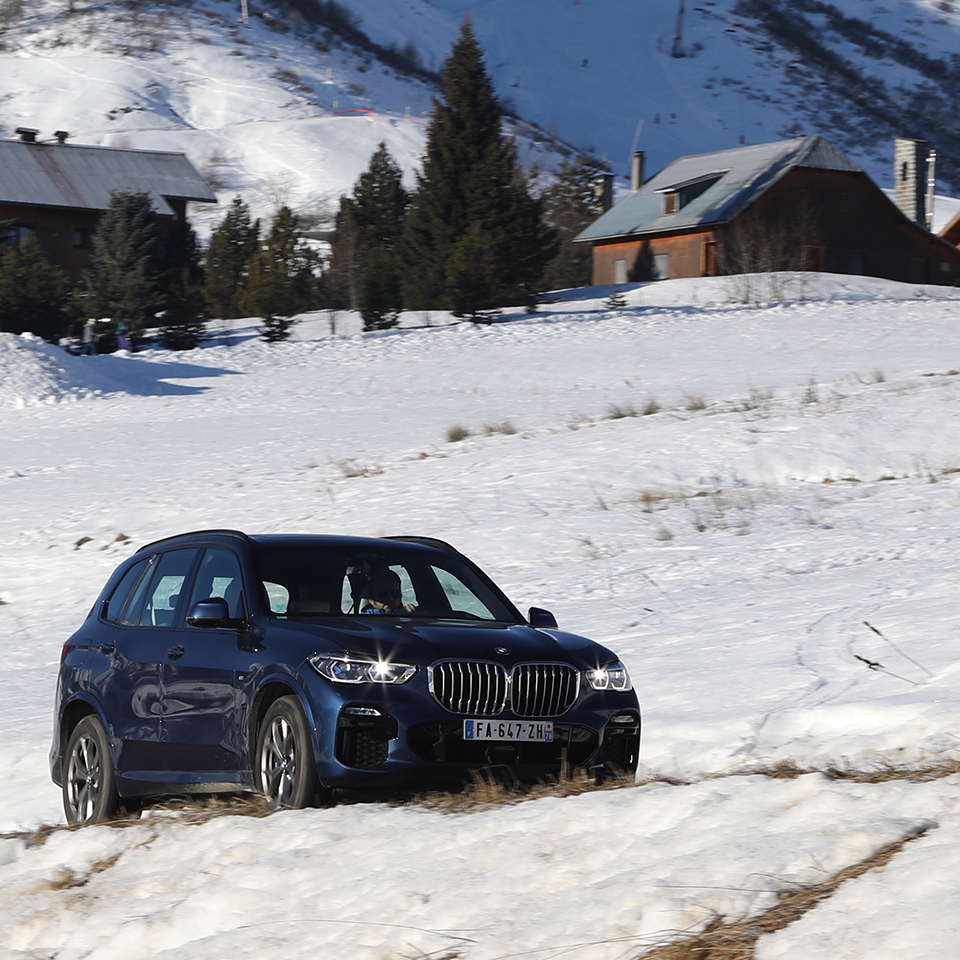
<box><xmin>463</xmin><ymin>720</ymin><xmax>554</xmax><ymax>742</ymax></box>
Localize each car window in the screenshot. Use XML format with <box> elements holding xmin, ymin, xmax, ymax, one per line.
<box><xmin>187</xmin><ymin>548</ymin><xmax>245</xmax><ymax>619</ymax></box>
<box><xmin>135</xmin><ymin>549</ymin><xmax>198</xmax><ymax>627</ymax></box>
<box><xmin>254</xmin><ymin>542</ymin><xmax>518</xmax><ymax>622</ymax></box>
<box><xmin>431</xmin><ymin>565</ymin><xmax>495</xmax><ymax>619</ymax></box>
<box><xmin>104</xmin><ymin>558</ymin><xmax>151</xmax><ymax>623</ymax></box>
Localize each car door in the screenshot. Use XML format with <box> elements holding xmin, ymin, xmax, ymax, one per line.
<box><xmin>158</xmin><ymin>546</ymin><xmax>248</xmax><ymax>777</ymax></box>
<box><xmin>91</xmin><ymin>549</ymin><xmax>197</xmax><ymax>776</ymax></box>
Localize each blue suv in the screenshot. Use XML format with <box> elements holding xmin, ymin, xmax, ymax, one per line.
<box><xmin>51</xmin><ymin>530</ymin><xmax>641</xmax><ymax>823</ymax></box>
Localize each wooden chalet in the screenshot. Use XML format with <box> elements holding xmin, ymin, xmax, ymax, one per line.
<box><xmin>577</xmin><ymin>135</ymin><xmax>960</xmax><ymax>286</ymax></box>
<box><xmin>0</xmin><ymin>128</ymin><xmax>216</xmax><ymax>281</ymax></box>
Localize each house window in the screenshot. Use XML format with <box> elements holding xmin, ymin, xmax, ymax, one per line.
<box><xmin>653</xmin><ymin>253</ymin><xmax>669</xmax><ymax>280</ymax></box>
<box><xmin>663</xmin><ymin>192</ymin><xmax>679</xmax><ymax>216</ymax></box>
<box><xmin>73</xmin><ymin>228</ymin><xmax>87</xmax><ymax>248</ymax></box>
<box><xmin>614</xmin><ymin>259</ymin><xmax>627</xmax><ymax>284</ymax></box>
<box><xmin>6</xmin><ymin>225</ymin><xmax>31</xmax><ymax>248</ymax></box>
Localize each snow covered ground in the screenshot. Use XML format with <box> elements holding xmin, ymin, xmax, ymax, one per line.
<box><xmin>2</xmin><ymin>274</ymin><xmax>960</xmax><ymax>958</ymax></box>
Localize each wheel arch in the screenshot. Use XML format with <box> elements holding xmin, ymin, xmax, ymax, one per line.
<box><xmin>249</xmin><ymin>680</ymin><xmax>319</xmax><ymax>764</ymax></box>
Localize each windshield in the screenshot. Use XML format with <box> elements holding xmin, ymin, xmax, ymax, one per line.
<box><xmin>254</xmin><ymin>542</ymin><xmax>520</xmax><ymax>623</ymax></box>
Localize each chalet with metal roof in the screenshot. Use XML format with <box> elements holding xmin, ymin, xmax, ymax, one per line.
<box><xmin>1</xmin><ymin>129</ymin><xmax>216</xmax><ymax>280</ymax></box>
<box><xmin>577</xmin><ymin>135</ymin><xmax>960</xmax><ymax>286</ymax></box>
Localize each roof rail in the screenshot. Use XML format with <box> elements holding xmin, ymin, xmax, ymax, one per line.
<box><xmin>137</xmin><ymin>529</ymin><xmax>251</xmax><ymax>553</ymax></box>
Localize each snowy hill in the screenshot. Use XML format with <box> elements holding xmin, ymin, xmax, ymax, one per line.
<box><xmin>5</xmin><ymin>0</ymin><xmax>960</xmax><ymax>235</ymax></box>
<box><xmin>1</xmin><ymin>274</ymin><xmax>960</xmax><ymax>956</ymax></box>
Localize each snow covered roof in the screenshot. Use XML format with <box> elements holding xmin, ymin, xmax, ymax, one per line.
<box><xmin>0</xmin><ymin>138</ymin><xmax>217</xmax><ymax>215</ymax></box>
<box><xmin>576</xmin><ymin>135</ymin><xmax>863</xmax><ymax>242</ymax></box>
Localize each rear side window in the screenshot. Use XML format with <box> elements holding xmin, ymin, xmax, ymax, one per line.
<box><xmin>104</xmin><ymin>558</ymin><xmax>151</xmax><ymax>622</ymax></box>
<box><xmin>124</xmin><ymin>549</ymin><xmax>198</xmax><ymax>627</ymax></box>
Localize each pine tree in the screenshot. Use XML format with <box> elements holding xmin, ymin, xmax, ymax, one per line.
<box><xmin>77</xmin><ymin>191</ymin><xmax>161</xmax><ymax>341</ymax></box>
<box><xmin>203</xmin><ymin>196</ymin><xmax>260</xmax><ymax>319</ymax></box>
<box><xmin>329</xmin><ymin>143</ymin><xmax>408</xmax><ymax>309</ymax></box>
<box><xmin>445</xmin><ymin>221</ymin><xmax>500</xmax><ymax>322</ymax></box>
<box><xmin>158</xmin><ymin>219</ymin><xmax>207</xmax><ymax>350</ymax></box>
<box><xmin>540</xmin><ymin>155</ymin><xmax>605</xmax><ymax>290</ymax></box>
<box><xmin>398</xmin><ymin>19</ymin><xmax>556</xmax><ymax>316</ymax></box>
<box><xmin>356</xmin><ymin>245</ymin><xmax>402</xmax><ymax>330</ymax></box>
<box><xmin>239</xmin><ymin>206</ymin><xmax>317</xmax><ymax>342</ymax></box>
<box><xmin>0</xmin><ymin>233</ymin><xmax>68</xmax><ymax>341</ymax></box>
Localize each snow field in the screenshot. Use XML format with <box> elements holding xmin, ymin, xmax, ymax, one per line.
<box><xmin>2</xmin><ymin>274</ymin><xmax>960</xmax><ymax>957</ymax></box>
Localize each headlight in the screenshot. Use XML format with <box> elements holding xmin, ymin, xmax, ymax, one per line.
<box><xmin>308</xmin><ymin>654</ymin><xmax>417</xmax><ymax>685</ymax></box>
<box><xmin>585</xmin><ymin>660</ymin><xmax>633</xmax><ymax>692</ymax></box>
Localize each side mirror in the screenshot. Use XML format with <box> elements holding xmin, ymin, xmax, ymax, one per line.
<box><xmin>528</xmin><ymin>607</ymin><xmax>558</xmax><ymax>629</ymax></box>
<box><xmin>186</xmin><ymin>597</ymin><xmax>246</xmax><ymax>630</ymax></box>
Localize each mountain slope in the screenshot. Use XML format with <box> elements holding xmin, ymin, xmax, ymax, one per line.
<box><xmin>3</xmin><ymin>0</ymin><xmax>960</xmax><ymax>230</ymax></box>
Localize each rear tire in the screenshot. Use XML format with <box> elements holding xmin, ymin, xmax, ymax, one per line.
<box><xmin>62</xmin><ymin>716</ymin><xmax>120</xmax><ymax>825</ymax></box>
<box><xmin>255</xmin><ymin>696</ymin><xmax>319</xmax><ymax>809</ymax></box>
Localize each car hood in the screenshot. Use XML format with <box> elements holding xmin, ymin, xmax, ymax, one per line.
<box><xmin>262</xmin><ymin>617</ymin><xmax>618</xmax><ymax>670</ymax></box>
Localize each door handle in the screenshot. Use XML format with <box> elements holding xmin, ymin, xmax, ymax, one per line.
<box><xmin>97</xmin><ymin>642</ymin><xmax>115</xmax><ymax>655</ymax></box>
<box><xmin>167</xmin><ymin>644</ymin><xmax>185</xmax><ymax>661</ymax></box>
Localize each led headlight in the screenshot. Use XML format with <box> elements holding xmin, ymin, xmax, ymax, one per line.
<box><xmin>585</xmin><ymin>660</ymin><xmax>633</xmax><ymax>692</ymax></box>
<box><xmin>309</xmin><ymin>654</ymin><xmax>417</xmax><ymax>684</ymax></box>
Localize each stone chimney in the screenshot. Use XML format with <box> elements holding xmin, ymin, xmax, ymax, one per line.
<box><xmin>894</xmin><ymin>137</ymin><xmax>928</xmax><ymax>227</ymax></box>
<box><xmin>631</xmin><ymin>150</ymin><xmax>646</xmax><ymax>192</ymax></box>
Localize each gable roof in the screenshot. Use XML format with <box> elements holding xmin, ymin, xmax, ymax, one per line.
<box><xmin>0</xmin><ymin>138</ymin><xmax>217</xmax><ymax>215</ymax></box>
<box><xmin>576</xmin><ymin>135</ymin><xmax>862</xmax><ymax>243</ymax></box>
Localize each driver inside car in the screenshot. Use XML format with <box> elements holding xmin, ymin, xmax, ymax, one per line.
<box><xmin>361</xmin><ymin>569</ymin><xmax>417</xmax><ymax>615</ymax></box>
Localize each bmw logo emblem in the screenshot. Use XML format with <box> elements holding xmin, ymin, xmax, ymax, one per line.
<box><xmin>496</xmin><ymin>647</ymin><xmax>510</xmax><ymax>656</ymax></box>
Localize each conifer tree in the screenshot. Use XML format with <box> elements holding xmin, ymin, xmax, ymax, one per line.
<box><xmin>0</xmin><ymin>233</ymin><xmax>68</xmax><ymax>341</ymax></box>
<box><xmin>329</xmin><ymin>142</ymin><xmax>408</xmax><ymax>310</ymax></box>
<box><xmin>77</xmin><ymin>191</ymin><xmax>161</xmax><ymax>340</ymax></box>
<box><xmin>399</xmin><ymin>20</ymin><xmax>556</xmax><ymax>315</ymax></box>
<box><xmin>356</xmin><ymin>245</ymin><xmax>402</xmax><ymax>330</ymax></box>
<box><xmin>239</xmin><ymin>206</ymin><xmax>317</xmax><ymax>342</ymax></box>
<box><xmin>540</xmin><ymin>155</ymin><xmax>605</xmax><ymax>290</ymax></box>
<box><xmin>203</xmin><ymin>196</ymin><xmax>260</xmax><ymax>319</ymax></box>
<box><xmin>158</xmin><ymin>219</ymin><xmax>207</xmax><ymax>350</ymax></box>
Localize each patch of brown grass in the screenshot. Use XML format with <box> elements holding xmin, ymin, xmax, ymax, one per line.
<box><xmin>395</xmin><ymin>769</ymin><xmax>637</xmax><ymax>814</ymax></box>
<box><xmin>634</xmin><ymin>830</ymin><xmax>928</xmax><ymax>960</ymax></box>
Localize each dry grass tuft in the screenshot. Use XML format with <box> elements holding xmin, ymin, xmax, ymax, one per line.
<box><xmin>395</xmin><ymin>769</ymin><xmax>636</xmax><ymax>814</ymax></box>
<box><xmin>634</xmin><ymin>830</ymin><xmax>927</xmax><ymax>960</ymax></box>
<box><xmin>607</xmin><ymin>401</ymin><xmax>639</xmax><ymax>419</ymax></box>
<box><xmin>642</xmin><ymin>396</ymin><xmax>661</xmax><ymax>416</ymax></box>
<box><xmin>0</xmin><ymin>794</ymin><xmax>272</xmax><ymax>847</ymax></box>
<box><xmin>446</xmin><ymin>424</ymin><xmax>470</xmax><ymax>443</ymax></box>
<box><xmin>683</xmin><ymin>392</ymin><xmax>707</xmax><ymax>412</ymax></box>
<box><xmin>483</xmin><ymin>420</ymin><xmax>518</xmax><ymax>436</ymax></box>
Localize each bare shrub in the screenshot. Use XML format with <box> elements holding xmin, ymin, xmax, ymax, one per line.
<box><xmin>606</xmin><ymin>401</ymin><xmax>639</xmax><ymax>419</ymax></box>
<box><xmin>483</xmin><ymin>420</ymin><xmax>517</xmax><ymax>436</ymax></box>
<box><xmin>446</xmin><ymin>424</ymin><xmax>470</xmax><ymax>443</ymax></box>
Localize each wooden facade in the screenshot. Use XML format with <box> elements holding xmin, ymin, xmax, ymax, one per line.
<box><xmin>579</xmin><ymin>137</ymin><xmax>960</xmax><ymax>287</ymax></box>
<box><xmin>590</xmin><ymin>167</ymin><xmax>960</xmax><ymax>286</ymax></box>
<box><xmin>0</xmin><ymin>135</ymin><xmax>214</xmax><ymax>282</ymax></box>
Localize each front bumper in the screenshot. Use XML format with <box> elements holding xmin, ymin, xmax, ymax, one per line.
<box><xmin>309</xmin><ymin>682</ymin><xmax>641</xmax><ymax>789</ymax></box>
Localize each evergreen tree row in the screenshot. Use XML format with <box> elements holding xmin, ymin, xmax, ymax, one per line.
<box><xmin>0</xmin><ymin>21</ymin><xmax>602</xmax><ymax>348</ymax></box>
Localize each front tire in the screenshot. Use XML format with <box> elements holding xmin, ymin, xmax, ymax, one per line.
<box><xmin>63</xmin><ymin>716</ymin><xmax>120</xmax><ymax>825</ymax></box>
<box><xmin>255</xmin><ymin>696</ymin><xmax>319</xmax><ymax>809</ymax></box>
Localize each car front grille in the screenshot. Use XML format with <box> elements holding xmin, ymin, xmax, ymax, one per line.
<box><xmin>429</xmin><ymin>661</ymin><xmax>580</xmax><ymax>717</ymax></box>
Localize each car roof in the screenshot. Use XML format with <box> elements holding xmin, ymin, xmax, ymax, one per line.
<box><xmin>136</xmin><ymin>529</ymin><xmax>459</xmax><ymax>556</ymax></box>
